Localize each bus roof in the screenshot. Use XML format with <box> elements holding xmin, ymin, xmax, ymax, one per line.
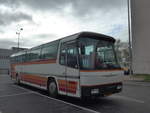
<box><xmin>60</xmin><ymin>31</ymin><xmax>115</xmax><ymax>43</ymax></box>
<box><xmin>78</xmin><ymin>32</ymin><xmax>115</xmax><ymax>42</ymax></box>
<box><xmin>11</xmin><ymin>31</ymin><xmax>116</xmax><ymax>57</ymax></box>
<box><xmin>10</xmin><ymin>50</ymin><xmax>26</xmax><ymax>57</ymax></box>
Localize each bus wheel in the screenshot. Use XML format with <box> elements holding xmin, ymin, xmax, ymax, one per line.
<box><xmin>16</xmin><ymin>75</ymin><xmax>20</xmax><ymax>85</ymax></box>
<box><xmin>48</xmin><ymin>80</ymin><xmax>58</xmax><ymax>98</ymax></box>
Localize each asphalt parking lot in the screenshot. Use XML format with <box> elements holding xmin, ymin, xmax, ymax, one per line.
<box><xmin>0</xmin><ymin>74</ymin><xmax>150</xmax><ymax>113</ymax></box>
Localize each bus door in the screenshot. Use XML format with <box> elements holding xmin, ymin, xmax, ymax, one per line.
<box><xmin>59</xmin><ymin>41</ymin><xmax>80</xmax><ymax>97</ymax></box>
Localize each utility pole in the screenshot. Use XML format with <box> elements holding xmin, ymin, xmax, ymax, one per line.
<box><xmin>127</xmin><ymin>0</ymin><xmax>133</xmax><ymax>75</ymax></box>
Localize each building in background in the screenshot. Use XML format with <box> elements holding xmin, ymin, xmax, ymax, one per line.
<box><xmin>0</xmin><ymin>49</ymin><xmax>13</xmax><ymax>74</ymax></box>
<box><xmin>131</xmin><ymin>0</ymin><xmax>150</xmax><ymax>74</ymax></box>
<box><xmin>0</xmin><ymin>47</ymin><xmax>28</xmax><ymax>74</ymax></box>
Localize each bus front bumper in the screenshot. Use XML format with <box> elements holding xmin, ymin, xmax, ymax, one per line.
<box><xmin>81</xmin><ymin>82</ymin><xmax>122</xmax><ymax>97</ymax></box>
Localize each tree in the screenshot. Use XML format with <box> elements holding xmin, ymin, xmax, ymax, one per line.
<box><xmin>115</xmin><ymin>39</ymin><xmax>129</xmax><ymax>68</ymax></box>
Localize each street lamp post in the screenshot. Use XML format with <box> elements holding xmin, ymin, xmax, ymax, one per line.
<box><xmin>16</xmin><ymin>28</ymin><xmax>23</xmax><ymax>50</ymax></box>
<box><xmin>127</xmin><ymin>0</ymin><xmax>133</xmax><ymax>75</ymax></box>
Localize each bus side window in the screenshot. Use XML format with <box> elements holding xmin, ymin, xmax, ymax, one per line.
<box><xmin>30</xmin><ymin>49</ymin><xmax>41</xmax><ymax>61</ymax></box>
<box><xmin>41</xmin><ymin>41</ymin><xmax>59</xmax><ymax>60</ymax></box>
<box><xmin>59</xmin><ymin>42</ymin><xmax>78</xmax><ymax>69</ymax></box>
<box><xmin>59</xmin><ymin>42</ymin><xmax>66</xmax><ymax>65</ymax></box>
<box><xmin>60</xmin><ymin>49</ymin><xmax>66</xmax><ymax>65</ymax></box>
<box><xmin>67</xmin><ymin>44</ymin><xmax>78</xmax><ymax>69</ymax></box>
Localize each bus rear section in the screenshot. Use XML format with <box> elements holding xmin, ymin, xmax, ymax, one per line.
<box><xmin>77</xmin><ymin>35</ymin><xmax>123</xmax><ymax>97</ymax></box>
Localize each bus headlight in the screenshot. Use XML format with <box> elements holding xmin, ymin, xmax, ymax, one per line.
<box><xmin>116</xmin><ymin>85</ymin><xmax>122</xmax><ymax>90</ymax></box>
<box><xmin>91</xmin><ymin>88</ymin><xmax>99</xmax><ymax>94</ymax></box>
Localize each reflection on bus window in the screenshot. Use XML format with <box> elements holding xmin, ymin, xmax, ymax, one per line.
<box><xmin>78</xmin><ymin>37</ymin><xmax>120</xmax><ymax>70</ymax></box>
<box><xmin>59</xmin><ymin>43</ymin><xmax>78</xmax><ymax>69</ymax></box>
<box><xmin>60</xmin><ymin>49</ymin><xmax>66</xmax><ymax>65</ymax></box>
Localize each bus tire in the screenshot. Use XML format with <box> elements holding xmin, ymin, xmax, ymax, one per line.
<box><xmin>16</xmin><ymin>74</ymin><xmax>20</xmax><ymax>85</ymax></box>
<box><xmin>48</xmin><ymin>79</ymin><xmax>58</xmax><ymax>98</ymax></box>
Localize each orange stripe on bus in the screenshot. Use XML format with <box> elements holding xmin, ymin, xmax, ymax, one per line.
<box><xmin>80</xmin><ymin>69</ymin><xmax>124</xmax><ymax>72</ymax></box>
<box><xmin>10</xmin><ymin>59</ymin><xmax>56</xmax><ymax>78</ymax></box>
<box><xmin>21</xmin><ymin>74</ymin><xmax>48</xmax><ymax>86</ymax></box>
<box><xmin>58</xmin><ymin>79</ymin><xmax>77</xmax><ymax>94</ymax></box>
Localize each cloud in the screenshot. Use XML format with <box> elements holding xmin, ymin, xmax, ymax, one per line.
<box><xmin>70</xmin><ymin>0</ymin><xmax>127</xmax><ymax>16</ymax></box>
<box><xmin>0</xmin><ymin>0</ymin><xmax>68</xmax><ymax>11</ymax></box>
<box><xmin>0</xmin><ymin>0</ymin><xmax>127</xmax><ymax>16</ymax></box>
<box><xmin>108</xmin><ymin>24</ymin><xmax>128</xmax><ymax>41</ymax></box>
<box><xmin>0</xmin><ymin>30</ymin><xmax>4</xmax><ymax>33</ymax></box>
<box><xmin>0</xmin><ymin>39</ymin><xmax>17</xmax><ymax>49</ymax></box>
<box><xmin>0</xmin><ymin>0</ymin><xmax>20</xmax><ymax>8</ymax></box>
<box><xmin>0</xmin><ymin>0</ymin><xmax>128</xmax><ymax>49</ymax></box>
<box><xmin>33</xmin><ymin>33</ymin><xmax>58</xmax><ymax>39</ymax></box>
<box><xmin>0</xmin><ymin>11</ymin><xmax>33</xmax><ymax>26</ymax></box>
<box><xmin>0</xmin><ymin>33</ymin><xmax>57</xmax><ymax>49</ymax></box>
<box><xmin>15</xmin><ymin>33</ymin><xmax>58</xmax><ymax>48</ymax></box>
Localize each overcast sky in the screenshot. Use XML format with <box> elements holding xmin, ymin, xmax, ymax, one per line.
<box><xmin>0</xmin><ymin>0</ymin><xmax>128</xmax><ymax>49</ymax></box>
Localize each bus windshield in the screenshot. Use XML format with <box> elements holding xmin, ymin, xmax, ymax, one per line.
<box><xmin>78</xmin><ymin>37</ymin><xmax>120</xmax><ymax>70</ymax></box>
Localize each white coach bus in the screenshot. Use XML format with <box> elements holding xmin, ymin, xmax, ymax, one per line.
<box><xmin>10</xmin><ymin>32</ymin><xmax>123</xmax><ymax>98</ymax></box>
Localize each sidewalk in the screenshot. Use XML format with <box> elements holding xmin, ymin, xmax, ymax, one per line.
<box><xmin>123</xmin><ymin>75</ymin><xmax>144</xmax><ymax>82</ymax></box>
<box><xmin>124</xmin><ymin>75</ymin><xmax>150</xmax><ymax>87</ymax></box>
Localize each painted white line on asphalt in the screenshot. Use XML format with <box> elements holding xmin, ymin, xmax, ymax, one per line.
<box><xmin>0</xmin><ymin>92</ymin><xmax>33</xmax><ymax>98</ymax></box>
<box><xmin>34</xmin><ymin>92</ymin><xmax>100</xmax><ymax>113</ymax></box>
<box><xmin>15</xmin><ymin>85</ymin><xmax>100</xmax><ymax>113</ymax></box>
<box><xmin>12</xmin><ymin>85</ymin><xmax>31</xmax><ymax>92</ymax></box>
<box><xmin>111</xmin><ymin>95</ymin><xmax>145</xmax><ymax>104</ymax></box>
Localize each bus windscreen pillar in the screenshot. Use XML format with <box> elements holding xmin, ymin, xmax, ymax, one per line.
<box><xmin>131</xmin><ymin>0</ymin><xmax>150</xmax><ymax>74</ymax></box>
